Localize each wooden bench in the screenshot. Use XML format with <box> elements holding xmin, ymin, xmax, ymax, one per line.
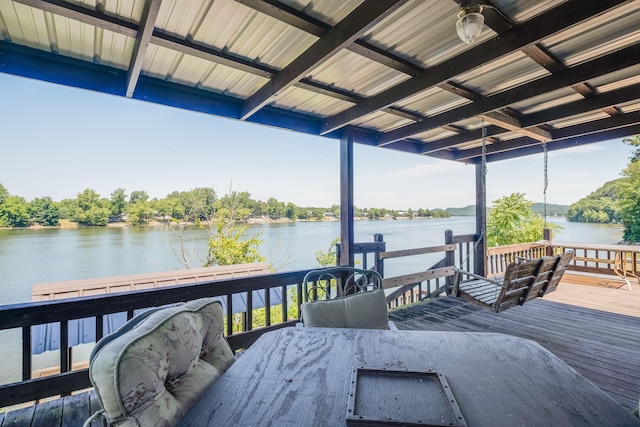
<box><xmin>453</xmin><ymin>251</ymin><xmax>574</xmax><ymax>313</ymax></box>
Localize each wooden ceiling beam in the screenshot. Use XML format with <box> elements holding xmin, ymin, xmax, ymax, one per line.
<box><xmin>482</xmin><ymin>111</ymin><xmax>552</xmax><ymax>142</ymax></box>
<box><xmin>18</xmin><ymin>0</ymin><xmax>425</xmax><ymax>123</ymax></box>
<box><xmin>13</xmin><ymin>0</ymin><xmax>137</xmax><ymax>36</ymax></box>
<box><xmin>320</xmin><ymin>0</ymin><xmax>626</xmax><ymax>135</ymax></box>
<box><xmin>379</xmin><ymin>42</ymin><xmax>640</xmax><ymax>144</ymax></box>
<box><xmin>235</xmin><ymin>0</ymin><xmax>422</xmax><ymax>76</ymax></box>
<box><xmin>484</xmin><ymin>124</ymin><xmax>640</xmax><ymax>162</ymax></box>
<box><xmin>572</xmin><ymin>82</ymin><xmax>599</xmax><ymax>98</ymax></box>
<box><xmin>126</xmin><ymin>0</ymin><xmax>162</xmax><ymax>98</ymax></box>
<box><xmin>523</xmin><ymin>83</ymin><xmax>640</xmax><ymax>127</ymax></box>
<box><xmin>240</xmin><ymin>0</ymin><xmax>407</xmax><ymax>120</ymax></box>
<box><xmin>454</xmin><ymin>111</ymin><xmax>640</xmax><ymax>161</ymax></box>
<box><xmin>418</xmin><ymin>124</ymin><xmax>505</xmax><ymax>154</ymax></box>
<box><xmin>419</xmin><ymin>82</ymin><xmax>640</xmax><ymax>152</ymax></box>
<box><xmin>521</xmin><ymin>44</ymin><xmax>565</xmax><ymax>73</ymax></box>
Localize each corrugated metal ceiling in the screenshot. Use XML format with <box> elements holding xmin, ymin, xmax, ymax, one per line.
<box><xmin>0</xmin><ymin>0</ymin><xmax>638</xmax><ymax>163</ymax></box>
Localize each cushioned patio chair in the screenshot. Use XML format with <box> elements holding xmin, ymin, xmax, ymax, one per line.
<box><xmin>84</xmin><ymin>298</ymin><xmax>235</xmax><ymax>427</ymax></box>
<box><xmin>300</xmin><ymin>266</ymin><xmax>395</xmax><ymax>330</ymax></box>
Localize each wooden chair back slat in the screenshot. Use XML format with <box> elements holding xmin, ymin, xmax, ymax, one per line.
<box><xmin>454</xmin><ymin>251</ymin><xmax>574</xmax><ymax>313</ymax></box>
<box><xmin>543</xmin><ymin>251</ymin><xmax>575</xmax><ymax>295</ymax></box>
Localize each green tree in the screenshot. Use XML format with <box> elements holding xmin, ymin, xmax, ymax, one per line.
<box><xmin>110</xmin><ymin>188</ymin><xmax>128</xmax><ymax>219</ymax></box>
<box><xmin>284</xmin><ymin>202</ymin><xmax>298</xmax><ymax>220</ymax></box>
<box><xmin>76</xmin><ymin>188</ymin><xmax>110</xmax><ymax>226</ymax></box>
<box><xmin>29</xmin><ymin>197</ymin><xmax>60</xmax><ymax>226</ymax></box>
<box><xmin>486</xmin><ymin>193</ymin><xmax>559</xmax><ymax>246</ymax></box>
<box><xmin>127</xmin><ymin>201</ymin><xmax>154</xmax><ymax>225</ymax></box>
<box><xmin>266</xmin><ymin>197</ymin><xmax>285</xmax><ymax>219</ymax></box>
<box><xmin>180</xmin><ymin>187</ymin><xmax>217</xmax><ymax>220</ymax></box>
<box><xmin>623</xmin><ymin>135</ymin><xmax>640</xmax><ymax>163</ymax></box>
<box><xmin>315</xmin><ymin>237</ymin><xmax>339</xmax><ymax>267</ymax></box>
<box><xmin>566</xmin><ymin>179</ymin><xmax>621</xmax><ymax>223</ymax></box>
<box><xmin>205</xmin><ymin>221</ymin><xmax>266</xmax><ymax>266</ymax></box>
<box><xmin>618</xmin><ymin>161</ymin><xmax>640</xmax><ymax>242</ymax></box>
<box><xmin>58</xmin><ymin>198</ymin><xmax>77</xmax><ymax>220</ymax></box>
<box><xmin>0</xmin><ymin>183</ymin><xmax>9</xmax><ymax>205</ymax></box>
<box><xmin>129</xmin><ymin>190</ymin><xmax>149</xmax><ymax>204</ymax></box>
<box><xmin>155</xmin><ymin>196</ymin><xmax>184</xmax><ymax>221</ymax></box>
<box><xmin>218</xmin><ymin>191</ymin><xmax>251</xmax><ymax>222</ymax></box>
<box><xmin>0</xmin><ymin>196</ymin><xmax>30</xmax><ymax>227</ymax></box>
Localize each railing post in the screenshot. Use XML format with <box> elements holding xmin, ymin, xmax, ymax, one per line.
<box><xmin>445</xmin><ymin>230</ymin><xmax>455</xmax><ymax>294</ymax></box>
<box><xmin>544</xmin><ymin>228</ymin><xmax>553</xmax><ymax>256</ymax></box>
<box><xmin>374</xmin><ymin>233</ymin><xmax>385</xmax><ymax>277</ymax></box>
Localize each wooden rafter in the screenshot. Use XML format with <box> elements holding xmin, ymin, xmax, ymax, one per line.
<box><xmin>319</xmin><ymin>0</ymin><xmax>627</xmax><ymax>136</ymax></box>
<box><xmin>484</xmin><ymin>124</ymin><xmax>640</xmax><ymax>163</ymax></box>
<box><xmin>235</xmin><ymin>0</ymin><xmax>422</xmax><ymax>76</ymax></box>
<box><xmin>482</xmin><ymin>111</ymin><xmax>552</xmax><ymax>142</ymax></box>
<box><xmin>240</xmin><ymin>0</ymin><xmax>408</xmax><ymax>120</ymax></box>
<box><xmin>126</xmin><ymin>0</ymin><xmax>162</xmax><ymax>98</ymax></box>
<box><xmin>380</xmin><ymin>42</ymin><xmax>640</xmax><ymax>146</ymax></box>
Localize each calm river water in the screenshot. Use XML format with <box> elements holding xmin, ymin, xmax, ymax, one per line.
<box><xmin>0</xmin><ymin>216</ymin><xmax>623</xmax><ymax>384</ymax></box>
<box><xmin>0</xmin><ymin>216</ymin><xmax>623</xmax><ymax>306</ymax></box>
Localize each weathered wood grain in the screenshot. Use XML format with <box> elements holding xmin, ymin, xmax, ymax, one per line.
<box><xmin>181</xmin><ymin>328</ymin><xmax>638</xmax><ymax>426</ymax></box>
<box><xmin>390</xmin><ymin>295</ymin><xmax>640</xmax><ymax>411</ymax></box>
<box><xmin>61</xmin><ymin>391</ymin><xmax>91</xmax><ymax>427</ymax></box>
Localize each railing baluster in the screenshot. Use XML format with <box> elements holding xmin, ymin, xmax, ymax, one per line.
<box><xmin>246</xmin><ymin>291</ymin><xmax>253</xmax><ymax>331</ymax></box>
<box><xmin>96</xmin><ymin>315</ymin><xmax>104</xmax><ymax>342</ymax></box>
<box><xmin>22</xmin><ymin>326</ymin><xmax>31</xmax><ymax>381</ymax></box>
<box><xmin>226</xmin><ymin>294</ymin><xmax>233</xmax><ymax>336</ymax></box>
<box><xmin>264</xmin><ymin>288</ymin><xmax>271</xmax><ymax>326</ymax></box>
<box><xmin>281</xmin><ymin>285</ymin><xmax>288</xmax><ymax>323</ymax></box>
<box><xmin>60</xmin><ymin>320</ymin><xmax>69</xmax><ymax>373</ymax></box>
<box><xmin>296</xmin><ymin>282</ymin><xmax>303</xmax><ymax>320</ymax></box>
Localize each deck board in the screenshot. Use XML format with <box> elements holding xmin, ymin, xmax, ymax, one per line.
<box><xmin>389</xmin><ymin>283</ymin><xmax>640</xmax><ymax>412</ymax></box>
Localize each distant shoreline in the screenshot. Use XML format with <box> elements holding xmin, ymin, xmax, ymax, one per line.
<box><xmin>0</xmin><ymin>215</ymin><xmax>454</xmax><ymax>230</ymax></box>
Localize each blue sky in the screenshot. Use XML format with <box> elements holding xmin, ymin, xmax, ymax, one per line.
<box><xmin>0</xmin><ymin>72</ymin><xmax>633</xmax><ymax>209</ymax></box>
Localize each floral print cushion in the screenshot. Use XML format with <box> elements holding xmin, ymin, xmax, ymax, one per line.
<box><xmin>88</xmin><ymin>298</ymin><xmax>235</xmax><ymax>427</ymax></box>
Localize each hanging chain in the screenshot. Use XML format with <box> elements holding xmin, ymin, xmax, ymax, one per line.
<box><xmin>481</xmin><ymin>118</ymin><xmax>488</xmax><ymax>186</ymax></box>
<box><xmin>457</xmin><ymin>118</ymin><xmax>488</xmax><ymax>272</ymax></box>
<box><xmin>542</xmin><ymin>141</ymin><xmax>548</xmax><ymax>228</ymax></box>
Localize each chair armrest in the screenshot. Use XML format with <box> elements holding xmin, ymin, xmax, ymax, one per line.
<box><xmin>453</xmin><ymin>268</ymin><xmax>504</xmax><ymax>288</ymax></box>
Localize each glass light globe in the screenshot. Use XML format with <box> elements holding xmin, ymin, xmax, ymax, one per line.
<box><xmin>456</xmin><ymin>12</ymin><xmax>484</xmax><ymax>44</ymax></box>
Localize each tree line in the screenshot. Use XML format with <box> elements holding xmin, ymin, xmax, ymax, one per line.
<box><xmin>565</xmin><ymin>135</ymin><xmax>640</xmax><ymax>242</ymax></box>
<box><xmin>0</xmin><ymin>185</ymin><xmax>449</xmax><ymax>228</ymax></box>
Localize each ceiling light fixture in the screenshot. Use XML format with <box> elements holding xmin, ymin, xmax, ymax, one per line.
<box><xmin>456</xmin><ymin>3</ymin><xmax>484</xmax><ymax>44</ymax></box>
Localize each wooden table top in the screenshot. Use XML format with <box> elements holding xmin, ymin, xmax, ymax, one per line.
<box><xmin>181</xmin><ymin>328</ymin><xmax>639</xmax><ymax>426</ymax></box>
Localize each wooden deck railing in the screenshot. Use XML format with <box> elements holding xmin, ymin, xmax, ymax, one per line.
<box><xmin>346</xmin><ymin>231</ymin><xmax>480</xmax><ymax>308</ymax></box>
<box><xmin>3</xmin><ymin>229</ymin><xmax>634</xmax><ymax>409</ymax></box>
<box><xmin>0</xmin><ymin>230</ymin><xmax>473</xmax><ymax>408</ymax></box>
<box><xmin>486</xmin><ymin>242</ymin><xmax>549</xmax><ymax>277</ymax></box>
<box><xmin>552</xmin><ymin>241</ymin><xmax>640</xmax><ymax>289</ymax></box>
<box><xmin>0</xmin><ymin>270</ymin><xmax>308</xmax><ymax>408</ymax></box>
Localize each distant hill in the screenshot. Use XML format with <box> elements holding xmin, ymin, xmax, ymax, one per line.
<box><xmin>446</xmin><ymin>203</ymin><xmax>569</xmax><ymax>217</ymax></box>
<box><xmin>446</xmin><ymin>205</ymin><xmax>475</xmax><ymax>216</ymax></box>
<box><xmin>531</xmin><ymin>203</ymin><xmax>569</xmax><ymax>216</ymax></box>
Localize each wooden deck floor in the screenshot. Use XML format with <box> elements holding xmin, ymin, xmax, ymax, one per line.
<box><xmin>389</xmin><ymin>282</ymin><xmax>640</xmax><ymax>412</ymax></box>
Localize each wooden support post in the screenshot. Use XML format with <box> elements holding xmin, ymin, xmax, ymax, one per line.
<box><xmin>445</xmin><ymin>230</ymin><xmax>455</xmax><ymax>294</ymax></box>
<box><xmin>475</xmin><ymin>162</ymin><xmax>487</xmax><ymax>277</ymax></box>
<box><xmin>340</xmin><ymin>126</ymin><xmax>355</xmax><ymax>267</ymax></box>
<box><xmin>544</xmin><ymin>228</ymin><xmax>553</xmax><ymax>256</ymax></box>
<box><xmin>374</xmin><ymin>233</ymin><xmax>385</xmax><ymax>276</ymax></box>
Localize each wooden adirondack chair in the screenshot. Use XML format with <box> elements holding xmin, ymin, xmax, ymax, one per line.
<box><xmin>452</xmin><ymin>251</ymin><xmax>574</xmax><ymax>313</ymax></box>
